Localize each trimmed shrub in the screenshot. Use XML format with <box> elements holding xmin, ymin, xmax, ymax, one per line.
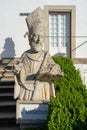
<box><xmin>48</xmin><ymin>56</ymin><xmax>87</xmax><ymax>130</ymax></box>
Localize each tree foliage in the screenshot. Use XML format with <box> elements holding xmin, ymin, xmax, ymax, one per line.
<box><xmin>48</xmin><ymin>56</ymin><xmax>87</xmax><ymax>130</ymax></box>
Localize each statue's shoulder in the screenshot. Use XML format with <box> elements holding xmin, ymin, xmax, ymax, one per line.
<box><xmin>25</xmin><ymin>49</ymin><xmax>32</xmax><ymax>54</ymax></box>
<box><xmin>42</xmin><ymin>50</ymin><xmax>49</xmax><ymax>55</ymax></box>
<box><xmin>22</xmin><ymin>49</ymin><xmax>32</xmax><ymax>55</ymax></box>
<box><xmin>43</xmin><ymin>50</ymin><xmax>51</xmax><ymax>59</ymax></box>
<box><xmin>20</xmin><ymin>49</ymin><xmax>31</xmax><ymax>59</ymax></box>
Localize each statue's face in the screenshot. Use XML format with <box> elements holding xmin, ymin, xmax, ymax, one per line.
<box><xmin>30</xmin><ymin>42</ymin><xmax>42</xmax><ymax>53</ymax></box>
<box><xmin>29</xmin><ymin>33</ymin><xmax>43</xmax><ymax>53</ymax></box>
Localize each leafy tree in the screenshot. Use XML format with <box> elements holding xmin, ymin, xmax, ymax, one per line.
<box><xmin>48</xmin><ymin>56</ymin><xmax>87</xmax><ymax>130</ymax></box>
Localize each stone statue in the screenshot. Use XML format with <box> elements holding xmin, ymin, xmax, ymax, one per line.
<box><xmin>14</xmin><ymin>7</ymin><xmax>63</xmax><ymax>102</ymax></box>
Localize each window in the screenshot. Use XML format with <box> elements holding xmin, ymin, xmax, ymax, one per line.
<box><xmin>49</xmin><ymin>13</ymin><xmax>70</xmax><ymax>48</ymax></box>
<box><xmin>44</xmin><ymin>5</ymin><xmax>76</xmax><ymax>58</ymax></box>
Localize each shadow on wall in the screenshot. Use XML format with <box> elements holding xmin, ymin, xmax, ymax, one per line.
<box><xmin>53</xmin><ymin>52</ymin><xmax>65</xmax><ymax>57</ymax></box>
<box><xmin>21</xmin><ymin>104</ymin><xmax>48</xmax><ymax>121</ymax></box>
<box><xmin>1</xmin><ymin>37</ymin><xmax>16</xmax><ymax>58</ymax></box>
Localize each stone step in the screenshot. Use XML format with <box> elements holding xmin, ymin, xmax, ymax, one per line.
<box><xmin>0</xmin><ymin>127</ymin><xmax>20</xmax><ymax>130</ymax></box>
<box><xmin>0</xmin><ymin>85</ymin><xmax>13</xmax><ymax>89</ymax></box>
<box><xmin>0</xmin><ymin>73</ymin><xmax>3</xmax><ymax>77</ymax></box>
<box><xmin>0</xmin><ymin>67</ymin><xmax>13</xmax><ymax>71</ymax></box>
<box><xmin>0</xmin><ymin>80</ymin><xmax>14</xmax><ymax>85</ymax></box>
<box><xmin>0</xmin><ymin>87</ymin><xmax>13</xmax><ymax>94</ymax></box>
<box><xmin>0</xmin><ymin>67</ymin><xmax>4</xmax><ymax>71</ymax></box>
<box><xmin>0</xmin><ymin>105</ymin><xmax>16</xmax><ymax>112</ymax></box>
<box><xmin>0</xmin><ymin>120</ymin><xmax>20</xmax><ymax>130</ymax></box>
<box><xmin>0</xmin><ymin>93</ymin><xmax>13</xmax><ymax>97</ymax></box>
<box><xmin>0</xmin><ymin>76</ymin><xmax>14</xmax><ymax>82</ymax></box>
<box><xmin>0</xmin><ymin>59</ymin><xmax>19</xmax><ymax>66</ymax></box>
<box><xmin>0</xmin><ymin>58</ymin><xmax>19</xmax><ymax>62</ymax></box>
<box><xmin>0</xmin><ymin>59</ymin><xmax>19</xmax><ymax>130</ymax></box>
<box><xmin>0</xmin><ymin>112</ymin><xmax>16</xmax><ymax>119</ymax></box>
<box><xmin>0</xmin><ymin>101</ymin><xmax>16</xmax><ymax>106</ymax></box>
<box><xmin>0</xmin><ymin>74</ymin><xmax>14</xmax><ymax>79</ymax></box>
<box><xmin>0</xmin><ymin>59</ymin><xmax>13</xmax><ymax>63</ymax></box>
<box><xmin>0</xmin><ymin>89</ymin><xmax>14</xmax><ymax>94</ymax></box>
<box><xmin>3</xmin><ymin>72</ymin><xmax>14</xmax><ymax>77</ymax></box>
<box><xmin>0</xmin><ymin>66</ymin><xmax>13</xmax><ymax>71</ymax></box>
<box><xmin>0</xmin><ymin>64</ymin><xmax>13</xmax><ymax>68</ymax></box>
<box><xmin>0</xmin><ymin>96</ymin><xmax>14</xmax><ymax>102</ymax></box>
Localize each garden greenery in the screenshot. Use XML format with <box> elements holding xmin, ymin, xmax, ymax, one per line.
<box><xmin>48</xmin><ymin>56</ymin><xmax>87</xmax><ymax>130</ymax></box>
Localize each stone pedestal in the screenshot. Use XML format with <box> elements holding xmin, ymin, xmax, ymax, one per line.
<box><xmin>16</xmin><ymin>100</ymin><xmax>48</xmax><ymax>129</ymax></box>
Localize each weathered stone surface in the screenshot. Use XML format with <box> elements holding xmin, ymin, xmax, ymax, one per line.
<box><xmin>14</xmin><ymin>7</ymin><xmax>63</xmax><ymax>102</ymax></box>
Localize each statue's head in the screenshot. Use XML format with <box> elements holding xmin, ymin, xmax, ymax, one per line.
<box><xmin>25</xmin><ymin>7</ymin><xmax>45</xmax><ymax>52</ymax></box>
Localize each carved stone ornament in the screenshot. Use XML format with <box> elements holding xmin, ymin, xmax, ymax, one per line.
<box><xmin>13</xmin><ymin>7</ymin><xmax>64</xmax><ymax>102</ymax></box>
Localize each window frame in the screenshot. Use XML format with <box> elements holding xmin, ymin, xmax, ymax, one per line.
<box><xmin>44</xmin><ymin>5</ymin><xmax>76</xmax><ymax>58</ymax></box>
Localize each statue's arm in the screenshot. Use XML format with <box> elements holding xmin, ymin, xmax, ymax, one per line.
<box><xmin>36</xmin><ymin>53</ymin><xmax>63</xmax><ymax>81</ymax></box>
<box><xmin>46</xmin><ymin>55</ymin><xmax>64</xmax><ymax>77</ymax></box>
<box><xmin>13</xmin><ymin>53</ymin><xmax>25</xmax><ymax>75</ymax></box>
<box><xmin>13</xmin><ymin>63</ymin><xmax>23</xmax><ymax>74</ymax></box>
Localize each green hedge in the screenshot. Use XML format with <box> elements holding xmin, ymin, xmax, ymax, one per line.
<box><xmin>48</xmin><ymin>56</ymin><xmax>87</xmax><ymax>130</ymax></box>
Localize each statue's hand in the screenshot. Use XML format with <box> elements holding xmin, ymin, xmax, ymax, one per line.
<box><xmin>13</xmin><ymin>63</ymin><xmax>23</xmax><ymax>74</ymax></box>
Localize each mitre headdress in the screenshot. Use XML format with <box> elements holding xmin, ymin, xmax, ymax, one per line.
<box><xmin>26</xmin><ymin>7</ymin><xmax>45</xmax><ymax>36</ymax></box>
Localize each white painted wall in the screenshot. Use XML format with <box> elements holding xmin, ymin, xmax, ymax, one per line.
<box><xmin>75</xmin><ymin>64</ymin><xmax>87</xmax><ymax>89</ymax></box>
<box><xmin>0</xmin><ymin>0</ymin><xmax>87</xmax><ymax>58</ymax></box>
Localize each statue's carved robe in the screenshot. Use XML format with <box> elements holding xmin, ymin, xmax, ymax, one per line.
<box><xmin>14</xmin><ymin>50</ymin><xmax>63</xmax><ymax>101</ymax></box>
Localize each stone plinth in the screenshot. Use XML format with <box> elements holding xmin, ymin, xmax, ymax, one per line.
<box><xmin>16</xmin><ymin>100</ymin><xmax>48</xmax><ymax>124</ymax></box>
